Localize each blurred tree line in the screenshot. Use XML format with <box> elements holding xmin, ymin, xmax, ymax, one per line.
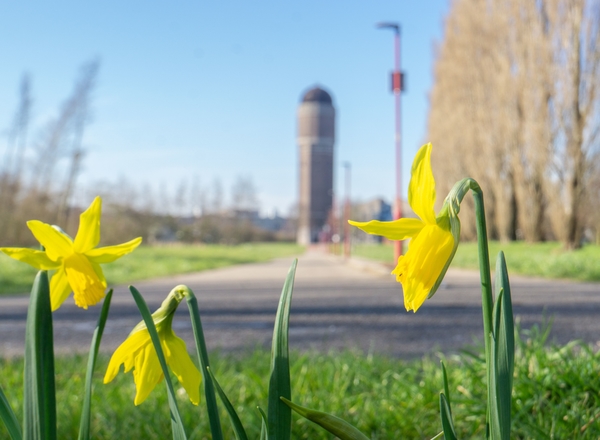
<box><xmin>428</xmin><ymin>0</ymin><xmax>600</xmax><ymax>248</ymax></box>
<box><xmin>0</xmin><ymin>63</ymin><xmax>294</xmax><ymax>247</ymax></box>
<box><xmin>91</xmin><ymin>175</ymin><xmax>294</xmax><ymax>246</ymax></box>
<box><xmin>0</xmin><ymin>60</ymin><xmax>99</xmax><ymax>246</ymax></box>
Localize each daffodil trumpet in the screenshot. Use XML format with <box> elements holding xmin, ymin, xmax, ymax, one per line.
<box><xmin>0</xmin><ymin>196</ymin><xmax>142</xmax><ymax>311</ymax></box>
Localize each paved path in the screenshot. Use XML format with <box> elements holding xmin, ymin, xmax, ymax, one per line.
<box><xmin>1</xmin><ymin>248</ymin><xmax>599</xmax><ymax>358</ymax></box>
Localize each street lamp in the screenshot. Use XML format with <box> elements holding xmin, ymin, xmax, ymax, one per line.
<box><xmin>376</xmin><ymin>21</ymin><xmax>405</xmax><ymax>263</ymax></box>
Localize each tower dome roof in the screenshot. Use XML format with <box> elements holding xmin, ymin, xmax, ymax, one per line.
<box><xmin>301</xmin><ymin>87</ymin><xmax>333</xmax><ymax>104</ymax></box>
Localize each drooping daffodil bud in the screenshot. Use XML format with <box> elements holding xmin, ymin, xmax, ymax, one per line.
<box><xmin>104</xmin><ymin>285</ymin><xmax>201</xmax><ymax>406</ymax></box>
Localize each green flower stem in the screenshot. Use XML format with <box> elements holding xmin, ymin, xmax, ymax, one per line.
<box><xmin>174</xmin><ymin>286</ymin><xmax>224</xmax><ymax>440</ymax></box>
<box><xmin>445</xmin><ymin>178</ymin><xmax>494</xmax><ymax>359</ymax></box>
<box><xmin>472</xmin><ymin>184</ymin><xmax>494</xmax><ymax>435</ymax></box>
<box><xmin>472</xmin><ymin>185</ymin><xmax>494</xmax><ymax>369</ymax></box>
<box><xmin>446</xmin><ymin>178</ymin><xmax>495</xmax><ymax>433</ymax></box>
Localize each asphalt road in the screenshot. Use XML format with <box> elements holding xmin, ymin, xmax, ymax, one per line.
<box><xmin>1</xmin><ymin>248</ymin><xmax>599</xmax><ymax>358</ymax></box>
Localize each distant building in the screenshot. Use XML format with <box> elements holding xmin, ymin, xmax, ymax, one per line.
<box><xmin>252</xmin><ymin>212</ymin><xmax>287</xmax><ymax>232</ymax></box>
<box><xmin>351</xmin><ymin>198</ymin><xmax>414</xmax><ymax>243</ymax></box>
<box><xmin>354</xmin><ymin>198</ymin><xmax>393</xmax><ymax>223</ymax></box>
<box><xmin>297</xmin><ymin>86</ymin><xmax>336</xmax><ymax>245</ymax></box>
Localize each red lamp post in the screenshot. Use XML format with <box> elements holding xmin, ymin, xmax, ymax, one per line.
<box><xmin>376</xmin><ymin>22</ymin><xmax>405</xmax><ymax>264</ymax></box>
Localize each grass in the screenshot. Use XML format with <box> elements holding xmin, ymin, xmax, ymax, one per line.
<box><xmin>352</xmin><ymin>241</ymin><xmax>600</xmax><ymax>281</ymax></box>
<box><xmin>0</xmin><ymin>324</ymin><xmax>598</xmax><ymax>439</ymax></box>
<box><xmin>0</xmin><ymin>243</ymin><xmax>304</xmax><ymax>295</ymax></box>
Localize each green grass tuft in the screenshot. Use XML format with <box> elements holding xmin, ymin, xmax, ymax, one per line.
<box><xmin>0</xmin><ymin>325</ymin><xmax>598</xmax><ymax>439</ymax></box>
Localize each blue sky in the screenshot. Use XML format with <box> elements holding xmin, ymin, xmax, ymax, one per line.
<box><xmin>0</xmin><ymin>1</ymin><xmax>449</xmax><ymax>216</ymax></box>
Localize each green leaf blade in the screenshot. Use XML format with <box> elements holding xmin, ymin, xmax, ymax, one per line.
<box><xmin>206</xmin><ymin>367</ymin><xmax>248</xmax><ymax>440</ymax></box>
<box><xmin>441</xmin><ymin>360</ymin><xmax>451</xmax><ymax>412</ymax></box>
<box><xmin>267</xmin><ymin>259</ymin><xmax>297</xmax><ymax>440</ymax></box>
<box><xmin>281</xmin><ymin>397</ymin><xmax>370</xmax><ymax>440</ymax></box>
<box><xmin>494</xmin><ymin>251</ymin><xmax>514</xmax><ymax>392</ymax></box>
<box><xmin>0</xmin><ymin>385</ymin><xmax>21</xmax><ymax>440</ymax></box>
<box><xmin>489</xmin><ymin>251</ymin><xmax>515</xmax><ymax>440</ymax></box>
<box><xmin>258</xmin><ymin>407</ymin><xmax>268</xmax><ymax>440</ymax></box>
<box><xmin>439</xmin><ymin>393</ymin><xmax>458</xmax><ymax>440</ymax></box>
<box><xmin>23</xmin><ymin>271</ymin><xmax>56</xmax><ymax>440</ymax></box>
<box><xmin>78</xmin><ymin>289</ymin><xmax>113</xmax><ymax>440</ymax></box>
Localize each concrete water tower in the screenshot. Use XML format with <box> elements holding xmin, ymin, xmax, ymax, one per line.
<box><xmin>297</xmin><ymin>86</ymin><xmax>336</xmax><ymax>245</ymax></box>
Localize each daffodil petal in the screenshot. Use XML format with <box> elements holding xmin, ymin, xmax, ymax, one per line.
<box><xmin>85</xmin><ymin>237</ymin><xmax>142</xmax><ymax>264</ymax></box>
<box><xmin>0</xmin><ymin>247</ymin><xmax>60</xmax><ymax>270</ymax></box>
<box><xmin>26</xmin><ymin>220</ymin><xmax>73</xmax><ymax>261</ymax></box>
<box><xmin>133</xmin><ymin>343</ymin><xmax>164</xmax><ymax>405</ymax></box>
<box><xmin>408</xmin><ymin>143</ymin><xmax>437</xmax><ymax>225</ymax></box>
<box><xmin>392</xmin><ymin>224</ymin><xmax>454</xmax><ymax>312</ymax></box>
<box><xmin>104</xmin><ymin>330</ymin><xmax>151</xmax><ymax>383</ymax></box>
<box><xmin>348</xmin><ymin>218</ymin><xmax>425</xmax><ymax>241</ymax></box>
<box><xmin>50</xmin><ymin>268</ymin><xmax>72</xmax><ymax>311</ymax></box>
<box><xmin>74</xmin><ymin>196</ymin><xmax>102</xmax><ymax>254</ymax></box>
<box><xmin>163</xmin><ymin>332</ymin><xmax>201</xmax><ymax>405</ymax></box>
<box><xmin>63</xmin><ymin>253</ymin><xmax>106</xmax><ymax>309</ymax></box>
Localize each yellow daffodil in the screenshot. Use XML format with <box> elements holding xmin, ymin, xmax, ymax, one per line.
<box><xmin>104</xmin><ymin>287</ymin><xmax>201</xmax><ymax>405</ymax></box>
<box><xmin>349</xmin><ymin>143</ymin><xmax>460</xmax><ymax>312</ymax></box>
<box><xmin>0</xmin><ymin>196</ymin><xmax>142</xmax><ymax>311</ymax></box>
